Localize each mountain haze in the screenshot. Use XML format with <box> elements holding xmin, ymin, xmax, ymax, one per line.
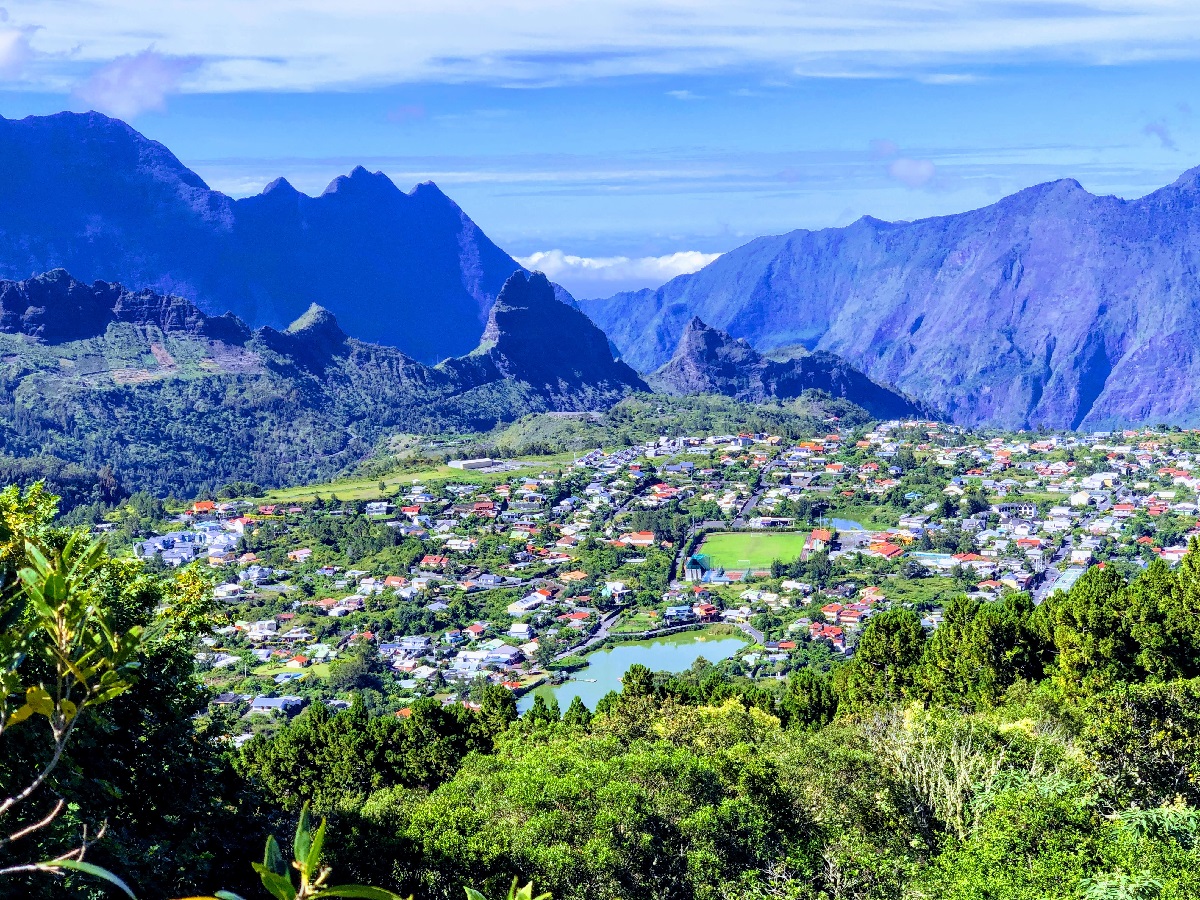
<box><xmin>584</xmin><ymin>170</ymin><xmax>1200</xmax><ymax>430</ymax></box>
<box><xmin>0</xmin><ymin>111</ymin><xmax>535</xmax><ymax>362</ymax></box>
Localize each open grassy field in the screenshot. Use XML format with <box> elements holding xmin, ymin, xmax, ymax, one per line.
<box><xmin>252</xmin><ymin>662</ymin><xmax>332</xmax><ymax>680</ymax></box>
<box><xmin>699</xmin><ymin>531</ymin><xmax>808</xmax><ymax>570</ymax></box>
<box><xmin>258</xmin><ymin>451</ymin><xmax>581</xmax><ymax>503</ymax></box>
<box><xmin>611</xmin><ymin>609</ymin><xmax>663</xmax><ymax>634</ymax></box>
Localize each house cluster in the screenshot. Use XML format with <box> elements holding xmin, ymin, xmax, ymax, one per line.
<box><xmin>183</xmin><ymin>419</ymin><xmax>1200</xmax><ymax>722</ymax></box>
<box><xmin>782</xmin><ymin>424</ymin><xmax>1200</xmax><ymax>601</ymax></box>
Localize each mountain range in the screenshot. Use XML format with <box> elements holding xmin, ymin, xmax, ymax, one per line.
<box><xmin>583</xmin><ymin>171</ymin><xmax>1200</xmax><ymax>430</ymax></box>
<box><xmin>0</xmin><ymin>269</ymin><xmax>639</xmax><ymax>496</ymax></box>
<box><xmin>13</xmin><ymin>108</ymin><xmax>1200</xmax><ymax>432</ymax></box>
<box><xmin>0</xmin><ymin>110</ymin><xmax>540</xmax><ymax>363</ymax></box>
<box><xmin>647</xmin><ymin>317</ymin><xmax>925</xmax><ymax>420</ymax></box>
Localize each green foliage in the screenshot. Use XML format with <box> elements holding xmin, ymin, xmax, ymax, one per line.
<box><xmin>465</xmin><ymin>878</ymin><xmax>550</xmax><ymax>900</ymax></box>
<box><xmin>478</xmin><ymin>684</ymin><xmax>518</xmax><ymax>737</ymax></box>
<box><xmin>780</xmin><ymin>669</ymin><xmax>837</xmax><ymax>730</ymax></box>
<box><xmin>837</xmin><ymin>608</ymin><xmax>927</xmax><ymax>706</ymax></box>
<box><xmin>239</xmin><ymin>697</ymin><xmax>492</xmax><ymax>814</ymax></box>
<box><xmin>560</xmin><ymin>697</ymin><xmax>592</xmax><ymax>727</ymax></box>
<box><xmin>920</xmin><ymin>594</ymin><xmax>1039</xmax><ymax>706</ymax></box>
<box><xmin>12</xmin><ymin>482</ymin><xmax>1200</xmax><ymax>900</ymax></box>
<box><xmin>521</xmin><ymin>695</ymin><xmax>560</xmax><ymax>727</ymax></box>
<box><xmin>242</xmin><ymin>802</ymin><xmax>406</xmax><ymax>900</ymax></box>
<box><xmin>1038</xmin><ymin>564</ymin><xmax>1140</xmax><ymax>691</ymax></box>
<box><xmin>1128</xmin><ymin>550</ymin><xmax>1200</xmax><ymax>680</ymax></box>
<box><xmin>0</xmin><ymin>484</ymin><xmax>268</xmax><ymax>898</ymax></box>
<box><xmin>1077</xmin><ymin>679</ymin><xmax>1200</xmax><ymax>808</ymax></box>
<box><xmin>363</xmin><ymin>702</ymin><xmax>814</xmax><ymax>900</ymax></box>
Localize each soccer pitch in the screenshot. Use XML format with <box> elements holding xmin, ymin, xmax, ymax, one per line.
<box><xmin>698</xmin><ymin>531</ymin><xmax>808</xmax><ymax>570</ymax></box>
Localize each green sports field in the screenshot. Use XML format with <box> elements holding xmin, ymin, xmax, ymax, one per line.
<box><xmin>698</xmin><ymin>531</ymin><xmax>808</xmax><ymax>570</ymax></box>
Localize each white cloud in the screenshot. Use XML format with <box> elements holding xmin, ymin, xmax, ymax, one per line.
<box><xmin>9</xmin><ymin>1</ymin><xmax>1200</xmax><ymax>92</ymax></box>
<box><xmin>517</xmin><ymin>249</ymin><xmax>720</xmax><ymax>283</ymax></box>
<box><xmin>888</xmin><ymin>157</ymin><xmax>937</xmax><ymax>188</ymax></box>
<box><xmin>0</xmin><ymin>26</ymin><xmax>33</xmax><ymax>79</ymax></box>
<box><xmin>73</xmin><ymin>50</ymin><xmax>201</xmax><ymax>118</ymax></box>
<box><xmin>918</xmin><ymin>73</ymin><xmax>980</xmax><ymax>85</ymax></box>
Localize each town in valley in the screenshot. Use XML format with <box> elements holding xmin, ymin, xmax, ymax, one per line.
<box><xmin>110</xmin><ymin>418</ymin><xmax>1200</xmax><ymax>736</ymax></box>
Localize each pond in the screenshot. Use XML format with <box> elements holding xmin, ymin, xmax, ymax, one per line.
<box><xmin>830</xmin><ymin>517</ymin><xmax>866</xmax><ymax>531</ymax></box>
<box><xmin>516</xmin><ymin>629</ymin><xmax>748</xmax><ymax>713</ymax></box>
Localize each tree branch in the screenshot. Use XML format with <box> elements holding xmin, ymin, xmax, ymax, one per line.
<box><xmin>0</xmin><ymin>715</ymin><xmax>80</xmax><ymax>819</ymax></box>
<box><xmin>0</xmin><ymin>798</ymin><xmax>65</xmax><ymax>848</ymax></box>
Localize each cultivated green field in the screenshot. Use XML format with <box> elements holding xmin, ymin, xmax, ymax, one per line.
<box><xmin>699</xmin><ymin>531</ymin><xmax>808</xmax><ymax>570</ymax></box>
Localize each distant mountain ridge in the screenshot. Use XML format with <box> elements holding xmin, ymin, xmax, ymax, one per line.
<box><xmin>647</xmin><ymin>316</ymin><xmax>925</xmax><ymax>420</ymax></box>
<box><xmin>0</xmin><ymin>110</ymin><xmax>548</xmax><ymax>361</ymax></box>
<box><xmin>0</xmin><ymin>269</ymin><xmax>639</xmax><ymax>495</ymax></box>
<box><xmin>583</xmin><ymin>169</ymin><xmax>1200</xmax><ymax>430</ymax></box>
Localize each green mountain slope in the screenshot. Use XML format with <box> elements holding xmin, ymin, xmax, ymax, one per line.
<box><xmin>0</xmin><ymin>270</ymin><xmax>642</xmax><ymax>499</ymax></box>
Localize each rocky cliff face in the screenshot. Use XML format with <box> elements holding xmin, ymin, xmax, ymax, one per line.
<box><xmin>648</xmin><ymin>317</ymin><xmax>924</xmax><ymax>420</ymax></box>
<box><xmin>0</xmin><ymin>268</ymin><xmax>249</xmax><ymax>343</ymax></box>
<box><xmin>0</xmin><ymin>270</ymin><xmax>646</xmax><ymax>494</ymax></box>
<box><xmin>443</xmin><ymin>271</ymin><xmax>647</xmax><ymax>405</ymax></box>
<box><xmin>0</xmin><ymin>111</ymin><xmax>538</xmax><ymax>362</ymax></box>
<box><xmin>583</xmin><ymin>169</ymin><xmax>1200</xmax><ymax>429</ymax></box>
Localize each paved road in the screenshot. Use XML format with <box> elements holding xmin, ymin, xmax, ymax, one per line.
<box><xmin>731</xmin><ymin>488</ymin><xmax>766</xmax><ymax>528</ymax></box>
<box><xmin>560</xmin><ymin>610</ymin><xmax>622</xmax><ymax>658</ymax></box>
<box><xmin>736</xmin><ymin>622</ymin><xmax>765</xmax><ymax>644</ymax></box>
<box><xmin>1033</xmin><ymin>535</ymin><xmax>1075</xmax><ymax>604</ymax></box>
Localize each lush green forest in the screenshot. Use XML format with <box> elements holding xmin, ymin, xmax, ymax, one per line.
<box><xmin>4</xmin><ymin>484</ymin><xmax>1200</xmax><ymax>899</ymax></box>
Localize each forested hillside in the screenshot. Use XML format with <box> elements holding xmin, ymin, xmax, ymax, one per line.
<box><xmin>0</xmin><ymin>270</ymin><xmax>643</xmax><ymax>501</ymax></box>
<box><xmin>246</xmin><ymin>559</ymin><xmax>1200</xmax><ymax>900</ymax></box>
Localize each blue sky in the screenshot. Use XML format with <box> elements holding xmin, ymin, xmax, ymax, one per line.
<box><xmin>2</xmin><ymin>2</ymin><xmax>1200</xmax><ymax>297</ymax></box>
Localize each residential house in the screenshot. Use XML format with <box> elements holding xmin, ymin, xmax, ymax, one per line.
<box><xmin>664</xmin><ymin>605</ymin><xmax>697</xmax><ymax>624</ymax></box>
<box><xmin>249</xmin><ymin>696</ymin><xmax>305</xmax><ymax>717</ymax></box>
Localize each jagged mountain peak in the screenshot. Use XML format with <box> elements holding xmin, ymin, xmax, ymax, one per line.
<box><xmin>680</xmin><ymin>315</ymin><xmax>746</xmax><ymax>343</ymax></box>
<box><xmin>483</xmin><ymin>270</ymin><xmax>559</xmax><ymax>326</ymax></box>
<box><xmin>481</xmin><ymin>270</ymin><xmax>600</xmax><ymax>348</ymax></box>
<box><xmin>0</xmin><ymin>270</ymin><xmax>248</xmax><ymax>344</ymax></box>
<box><xmin>445</xmin><ymin>269</ymin><xmax>646</xmax><ymax>402</ymax></box>
<box><xmin>262</xmin><ymin>176</ymin><xmax>300</xmax><ymax>196</ymax></box>
<box><xmin>286</xmin><ymin>302</ymin><xmax>344</xmax><ymax>337</ymax></box>
<box><xmin>671</xmin><ymin>315</ymin><xmax>759</xmax><ymax>364</ymax></box>
<box><xmin>320</xmin><ymin>165</ymin><xmax>403</xmax><ymax>198</ymax></box>
<box><xmin>0</xmin><ymin>110</ymin><xmax>531</xmax><ymax>361</ymax></box>
<box><xmin>649</xmin><ymin>317</ymin><xmax>925</xmax><ymax>420</ymax></box>
<box><xmin>276</xmin><ymin>302</ymin><xmax>351</xmax><ymax>368</ymax></box>
<box><xmin>408</xmin><ymin>180</ymin><xmax>452</xmax><ymax>202</ymax></box>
